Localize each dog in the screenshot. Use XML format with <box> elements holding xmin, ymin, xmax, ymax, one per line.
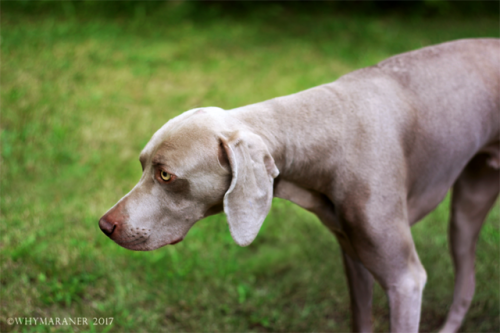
<box><xmin>99</xmin><ymin>39</ymin><xmax>499</xmax><ymax>332</ymax></box>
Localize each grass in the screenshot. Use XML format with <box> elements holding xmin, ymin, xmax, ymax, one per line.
<box><xmin>1</xmin><ymin>3</ymin><xmax>499</xmax><ymax>332</ymax></box>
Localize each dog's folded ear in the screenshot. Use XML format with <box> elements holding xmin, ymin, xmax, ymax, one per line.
<box><xmin>221</xmin><ymin>132</ymin><xmax>279</xmax><ymax>246</ymax></box>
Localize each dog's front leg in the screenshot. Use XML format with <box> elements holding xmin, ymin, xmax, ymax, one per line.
<box><xmin>343</xmin><ymin>209</ymin><xmax>427</xmax><ymax>333</ymax></box>
<box><xmin>341</xmin><ymin>250</ymin><xmax>375</xmax><ymax>333</ymax></box>
<box><xmin>274</xmin><ymin>179</ymin><xmax>376</xmax><ymax>332</ymax></box>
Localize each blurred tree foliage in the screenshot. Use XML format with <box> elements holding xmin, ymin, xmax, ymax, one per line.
<box><xmin>3</xmin><ymin>0</ymin><xmax>499</xmax><ymax>19</ymax></box>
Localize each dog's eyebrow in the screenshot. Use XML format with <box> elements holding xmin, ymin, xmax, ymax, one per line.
<box><xmin>151</xmin><ymin>156</ymin><xmax>168</xmax><ymax>166</ymax></box>
<box><xmin>151</xmin><ymin>141</ymin><xmax>178</xmax><ymax>166</ymax></box>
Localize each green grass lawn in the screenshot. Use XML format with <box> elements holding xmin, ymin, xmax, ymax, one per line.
<box><xmin>1</xmin><ymin>4</ymin><xmax>499</xmax><ymax>332</ymax></box>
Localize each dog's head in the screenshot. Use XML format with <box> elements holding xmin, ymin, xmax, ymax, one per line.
<box><xmin>99</xmin><ymin>107</ymin><xmax>279</xmax><ymax>250</ymax></box>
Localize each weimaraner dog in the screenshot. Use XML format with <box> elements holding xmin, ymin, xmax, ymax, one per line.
<box><xmin>99</xmin><ymin>38</ymin><xmax>499</xmax><ymax>332</ymax></box>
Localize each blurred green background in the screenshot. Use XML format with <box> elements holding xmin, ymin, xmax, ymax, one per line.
<box><xmin>1</xmin><ymin>1</ymin><xmax>499</xmax><ymax>332</ymax></box>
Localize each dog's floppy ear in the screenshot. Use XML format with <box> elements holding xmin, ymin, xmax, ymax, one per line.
<box><xmin>220</xmin><ymin>132</ymin><xmax>279</xmax><ymax>246</ymax></box>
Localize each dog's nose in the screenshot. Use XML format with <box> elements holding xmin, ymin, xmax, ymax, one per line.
<box><xmin>99</xmin><ymin>216</ymin><xmax>116</xmax><ymax>236</ymax></box>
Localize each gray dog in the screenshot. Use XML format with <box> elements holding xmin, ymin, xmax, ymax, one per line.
<box><xmin>99</xmin><ymin>39</ymin><xmax>499</xmax><ymax>332</ymax></box>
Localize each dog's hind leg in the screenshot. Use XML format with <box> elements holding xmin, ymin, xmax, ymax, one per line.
<box><xmin>440</xmin><ymin>154</ymin><xmax>499</xmax><ymax>333</ymax></box>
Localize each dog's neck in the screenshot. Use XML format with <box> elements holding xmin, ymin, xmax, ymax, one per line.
<box><xmin>228</xmin><ymin>88</ymin><xmax>346</xmax><ymax>193</ymax></box>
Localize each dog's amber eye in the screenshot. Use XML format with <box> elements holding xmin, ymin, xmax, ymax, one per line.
<box><xmin>160</xmin><ymin>170</ymin><xmax>172</xmax><ymax>182</ymax></box>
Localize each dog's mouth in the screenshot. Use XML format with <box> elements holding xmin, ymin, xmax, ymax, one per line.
<box><xmin>169</xmin><ymin>237</ymin><xmax>183</xmax><ymax>245</ymax></box>
<box><xmin>113</xmin><ymin>236</ymin><xmax>151</xmax><ymax>251</ymax></box>
<box><xmin>116</xmin><ymin>237</ymin><xmax>149</xmax><ymax>246</ymax></box>
<box><xmin>114</xmin><ymin>235</ymin><xmax>184</xmax><ymax>251</ymax></box>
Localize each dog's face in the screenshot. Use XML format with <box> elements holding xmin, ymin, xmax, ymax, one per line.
<box><xmin>99</xmin><ymin>107</ymin><xmax>279</xmax><ymax>251</ymax></box>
